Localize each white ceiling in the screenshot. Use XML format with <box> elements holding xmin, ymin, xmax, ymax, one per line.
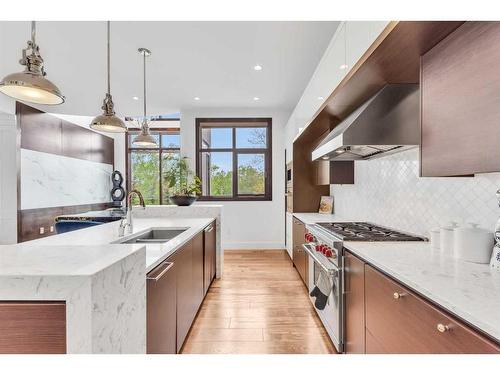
<box><xmin>0</xmin><ymin>21</ymin><xmax>339</xmax><ymax>117</ymax></box>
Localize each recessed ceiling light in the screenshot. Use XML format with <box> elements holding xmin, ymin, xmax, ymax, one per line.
<box><xmin>253</xmin><ymin>64</ymin><xmax>263</xmax><ymax>71</ymax></box>
<box><xmin>194</xmin><ymin>97</ymin><xmax>200</xmax><ymax>101</ymax></box>
<box><xmin>339</xmin><ymin>64</ymin><xmax>348</xmax><ymax>70</ymax></box>
<box><xmin>253</xmin><ymin>97</ymin><xmax>260</xmax><ymax>101</ymax></box>
<box><xmin>132</xmin><ymin>96</ymin><xmax>139</xmax><ymax>101</ymax></box>
<box><xmin>317</xmin><ymin>96</ymin><xmax>324</xmax><ymax>100</ymax></box>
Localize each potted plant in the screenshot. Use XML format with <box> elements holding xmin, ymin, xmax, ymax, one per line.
<box><xmin>163</xmin><ymin>156</ymin><xmax>202</xmax><ymax>206</ymax></box>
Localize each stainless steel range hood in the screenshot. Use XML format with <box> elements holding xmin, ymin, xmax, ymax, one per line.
<box><xmin>312</xmin><ymin>84</ymin><xmax>420</xmax><ymax>161</ymax></box>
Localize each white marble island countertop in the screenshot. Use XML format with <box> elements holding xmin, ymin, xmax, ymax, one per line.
<box><xmin>344</xmin><ymin>241</ymin><xmax>500</xmax><ymax>343</ymax></box>
<box><xmin>25</xmin><ymin>217</ymin><xmax>216</xmax><ymax>273</ymax></box>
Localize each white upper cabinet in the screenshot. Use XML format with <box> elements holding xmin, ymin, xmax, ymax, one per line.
<box><xmin>285</xmin><ymin>21</ymin><xmax>389</xmax><ymax>162</ymax></box>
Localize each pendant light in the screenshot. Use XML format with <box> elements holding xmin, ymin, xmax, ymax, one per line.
<box><xmin>132</xmin><ymin>48</ymin><xmax>157</xmax><ymax>147</ymax></box>
<box><xmin>90</xmin><ymin>21</ymin><xmax>127</xmax><ymax>133</ymax></box>
<box><xmin>0</xmin><ymin>21</ymin><xmax>65</xmax><ymax>105</ymax></box>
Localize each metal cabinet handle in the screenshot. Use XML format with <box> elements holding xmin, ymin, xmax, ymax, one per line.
<box><xmin>205</xmin><ymin>224</ymin><xmax>214</xmax><ymax>233</ymax></box>
<box><xmin>147</xmin><ymin>261</ymin><xmax>174</xmax><ymax>282</ymax></box>
<box><xmin>393</xmin><ymin>292</ymin><xmax>405</xmax><ymax>300</ymax></box>
<box><xmin>437</xmin><ymin>323</ymin><xmax>450</xmax><ymax>333</ymax></box>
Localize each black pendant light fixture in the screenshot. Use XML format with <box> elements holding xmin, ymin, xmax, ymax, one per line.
<box><xmin>132</xmin><ymin>48</ymin><xmax>157</xmax><ymax>147</ymax></box>
<box><xmin>0</xmin><ymin>21</ymin><xmax>65</xmax><ymax>105</ymax></box>
<box><xmin>90</xmin><ymin>21</ymin><xmax>127</xmax><ymax>133</ymax></box>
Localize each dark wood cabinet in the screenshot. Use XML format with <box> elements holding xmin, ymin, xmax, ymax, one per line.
<box><xmin>365</xmin><ymin>264</ymin><xmax>500</xmax><ymax>354</ymax></box>
<box><xmin>191</xmin><ymin>231</ymin><xmax>205</xmax><ymax>313</ymax></box>
<box><xmin>292</xmin><ymin>218</ymin><xmax>308</xmax><ymax>286</ymax></box>
<box><xmin>167</xmin><ymin>240</ymin><xmax>194</xmax><ymax>352</ymax></box>
<box><xmin>203</xmin><ymin>221</ymin><xmax>216</xmax><ymax>295</ymax></box>
<box><xmin>147</xmin><ymin>261</ymin><xmax>176</xmax><ymax>354</ymax></box>
<box><xmin>164</xmin><ymin>230</ymin><xmax>208</xmax><ymax>353</ymax></box>
<box><xmin>315</xmin><ymin>160</ymin><xmax>354</xmax><ymax>185</ymax></box>
<box><xmin>344</xmin><ymin>251</ymin><xmax>365</xmax><ymax>354</ymax></box>
<box><xmin>0</xmin><ymin>301</ymin><xmax>66</xmax><ymax>354</ymax></box>
<box><xmin>421</xmin><ymin>22</ymin><xmax>500</xmax><ymax>176</ymax></box>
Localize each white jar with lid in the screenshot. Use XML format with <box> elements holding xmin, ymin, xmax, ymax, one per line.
<box><xmin>454</xmin><ymin>223</ymin><xmax>494</xmax><ymax>264</ymax></box>
<box><xmin>440</xmin><ymin>222</ymin><xmax>458</xmax><ymax>255</ymax></box>
<box><xmin>429</xmin><ymin>228</ymin><xmax>440</xmax><ymax>249</ymax></box>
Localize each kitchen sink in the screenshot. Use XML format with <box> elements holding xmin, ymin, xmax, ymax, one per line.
<box><xmin>114</xmin><ymin>228</ymin><xmax>187</xmax><ymax>244</ymax></box>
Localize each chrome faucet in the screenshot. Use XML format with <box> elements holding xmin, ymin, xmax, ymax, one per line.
<box><xmin>121</xmin><ymin>189</ymin><xmax>146</xmax><ymax>235</ymax></box>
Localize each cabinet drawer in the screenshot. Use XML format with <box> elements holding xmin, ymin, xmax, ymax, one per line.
<box><xmin>365</xmin><ymin>265</ymin><xmax>499</xmax><ymax>354</ymax></box>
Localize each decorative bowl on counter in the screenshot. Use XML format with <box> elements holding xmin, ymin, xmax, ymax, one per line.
<box><xmin>170</xmin><ymin>195</ymin><xmax>198</xmax><ymax>206</ymax></box>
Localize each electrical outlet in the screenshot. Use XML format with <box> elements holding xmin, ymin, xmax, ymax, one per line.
<box><xmin>39</xmin><ymin>227</ymin><xmax>45</xmax><ymax>235</ymax></box>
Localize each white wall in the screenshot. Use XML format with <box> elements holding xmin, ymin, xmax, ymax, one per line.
<box><xmin>180</xmin><ymin>107</ymin><xmax>289</xmax><ymax>250</ymax></box>
<box><xmin>331</xmin><ymin>149</ymin><xmax>500</xmax><ymax>237</ymax></box>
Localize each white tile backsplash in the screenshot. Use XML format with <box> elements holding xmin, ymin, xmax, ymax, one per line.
<box><xmin>331</xmin><ymin>149</ymin><xmax>500</xmax><ymax>236</ymax></box>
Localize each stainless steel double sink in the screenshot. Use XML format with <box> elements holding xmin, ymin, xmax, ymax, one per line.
<box><xmin>112</xmin><ymin>228</ymin><xmax>188</xmax><ymax>244</ymax></box>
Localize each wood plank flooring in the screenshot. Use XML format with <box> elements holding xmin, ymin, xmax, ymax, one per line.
<box><xmin>181</xmin><ymin>250</ymin><xmax>336</xmax><ymax>354</ymax></box>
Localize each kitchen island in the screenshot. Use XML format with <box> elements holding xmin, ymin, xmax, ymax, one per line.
<box><xmin>0</xmin><ymin>208</ymin><xmax>222</xmax><ymax>354</ymax></box>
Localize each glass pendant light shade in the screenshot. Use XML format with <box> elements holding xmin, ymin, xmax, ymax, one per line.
<box><xmin>89</xmin><ymin>21</ymin><xmax>127</xmax><ymax>133</ymax></box>
<box><xmin>132</xmin><ymin>47</ymin><xmax>157</xmax><ymax>147</ymax></box>
<box><xmin>0</xmin><ymin>21</ymin><xmax>65</xmax><ymax>105</ymax></box>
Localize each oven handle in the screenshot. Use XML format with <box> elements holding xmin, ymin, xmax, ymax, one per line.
<box><xmin>302</xmin><ymin>243</ymin><xmax>339</xmax><ymax>277</ymax></box>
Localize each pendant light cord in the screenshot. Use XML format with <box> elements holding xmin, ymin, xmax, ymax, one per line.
<box><xmin>143</xmin><ymin>51</ymin><xmax>147</xmax><ymax>117</ymax></box>
<box><xmin>31</xmin><ymin>21</ymin><xmax>36</xmax><ymax>45</ymax></box>
<box><xmin>107</xmin><ymin>21</ymin><xmax>111</xmax><ymax>95</ymax></box>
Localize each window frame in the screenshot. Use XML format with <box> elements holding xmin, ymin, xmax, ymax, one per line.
<box><xmin>126</xmin><ymin>127</ymin><xmax>181</xmax><ymax>205</ymax></box>
<box><xmin>195</xmin><ymin>117</ymin><xmax>272</xmax><ymax>201</ymax></box>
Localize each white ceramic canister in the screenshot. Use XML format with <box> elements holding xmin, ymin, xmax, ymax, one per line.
<box><xmin>454</xmin><ymin>223</ymin><xmax>494</xmax><ymax>264</ymax></box>
<box><xmin>429</xmin><ymin>228</ymin><xmax>440</xmax><ymax>249</ymax></box>
<box><xmin>440</xmin><ymin>222</ymin><xmax>458</xmax><ymax>254</ymax></box>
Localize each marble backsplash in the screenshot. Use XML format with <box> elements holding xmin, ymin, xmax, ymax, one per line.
<box><xmin>21</xmin><ymin>148</ymin><xmax>113</xmax><ymax>210</ymax></box>
<box><xmin>331</xmin><ymin>148</ymin><xmax>500</xmax><ymax>237</ymax></box>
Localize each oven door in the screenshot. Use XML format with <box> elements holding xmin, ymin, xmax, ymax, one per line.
<box><xmin>304</xmin><ymin>243</ymin><xmax>343</xmax><ymax>352</ymax></box>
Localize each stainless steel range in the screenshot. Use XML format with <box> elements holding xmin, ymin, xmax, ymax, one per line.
<box><xmin>302</xmin><ymin>221</ymin><xmax>426</xmax><ymax>353</ymax></box>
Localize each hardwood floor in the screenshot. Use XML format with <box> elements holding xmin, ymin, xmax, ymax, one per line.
<box><xmin>181</xmin><ymin>250</ymin><xmax>336</xmax><ymax>354</ymax></box>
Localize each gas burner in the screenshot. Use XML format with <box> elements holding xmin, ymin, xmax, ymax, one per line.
<box><xmin>316</xmin><ymin>222</ymin><xmax>426</xmax><ymax>242</ymax></box>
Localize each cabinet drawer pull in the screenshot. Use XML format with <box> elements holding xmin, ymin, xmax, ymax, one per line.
<box><xmin>147</xmin><ymin>261</ymin><xmax>174</xmax><ymax>282</ymax></box>
<box><xmin>437</xmin><ymin>323</ymin><xmax>450</xmax><ymax>333</ymax></box>
<box><xmin>393</xmin><ymin>292</ymin><xmax>405</xmax><ymax>300</ymax></box>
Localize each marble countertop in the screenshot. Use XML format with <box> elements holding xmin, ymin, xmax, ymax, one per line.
<box><xmin>0</xmin><ymin>243</ymin><xmax>144</xmax><ymax>276</ymax></box>
<box><xmin>18</xmin><ymin>217</ymin><xmax>216</xmax><ymax>273</ymax></box>
<box><xmin>343</xmin><ymin>241</ymin><xmax>500</xmax><ymax>342</ymax></box>
<box><xmin>292</xmin><ymin>212</ymin><xmax>340</xmax><ymax>224</ymax></box>
<box><xmin>292</xmin><ymin>212</ymin><xmax>363</xmax><ymax>224</ymax></box>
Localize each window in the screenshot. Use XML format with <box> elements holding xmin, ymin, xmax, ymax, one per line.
<box><xmin>196</xmin><ymin>118</ymin><xmax>272</xmax><ymax>201</ymax></box>
<box><xmin>127</xmin><ymin>128</ymin><xmax>180</xmax><ymax>205</ymax></box>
